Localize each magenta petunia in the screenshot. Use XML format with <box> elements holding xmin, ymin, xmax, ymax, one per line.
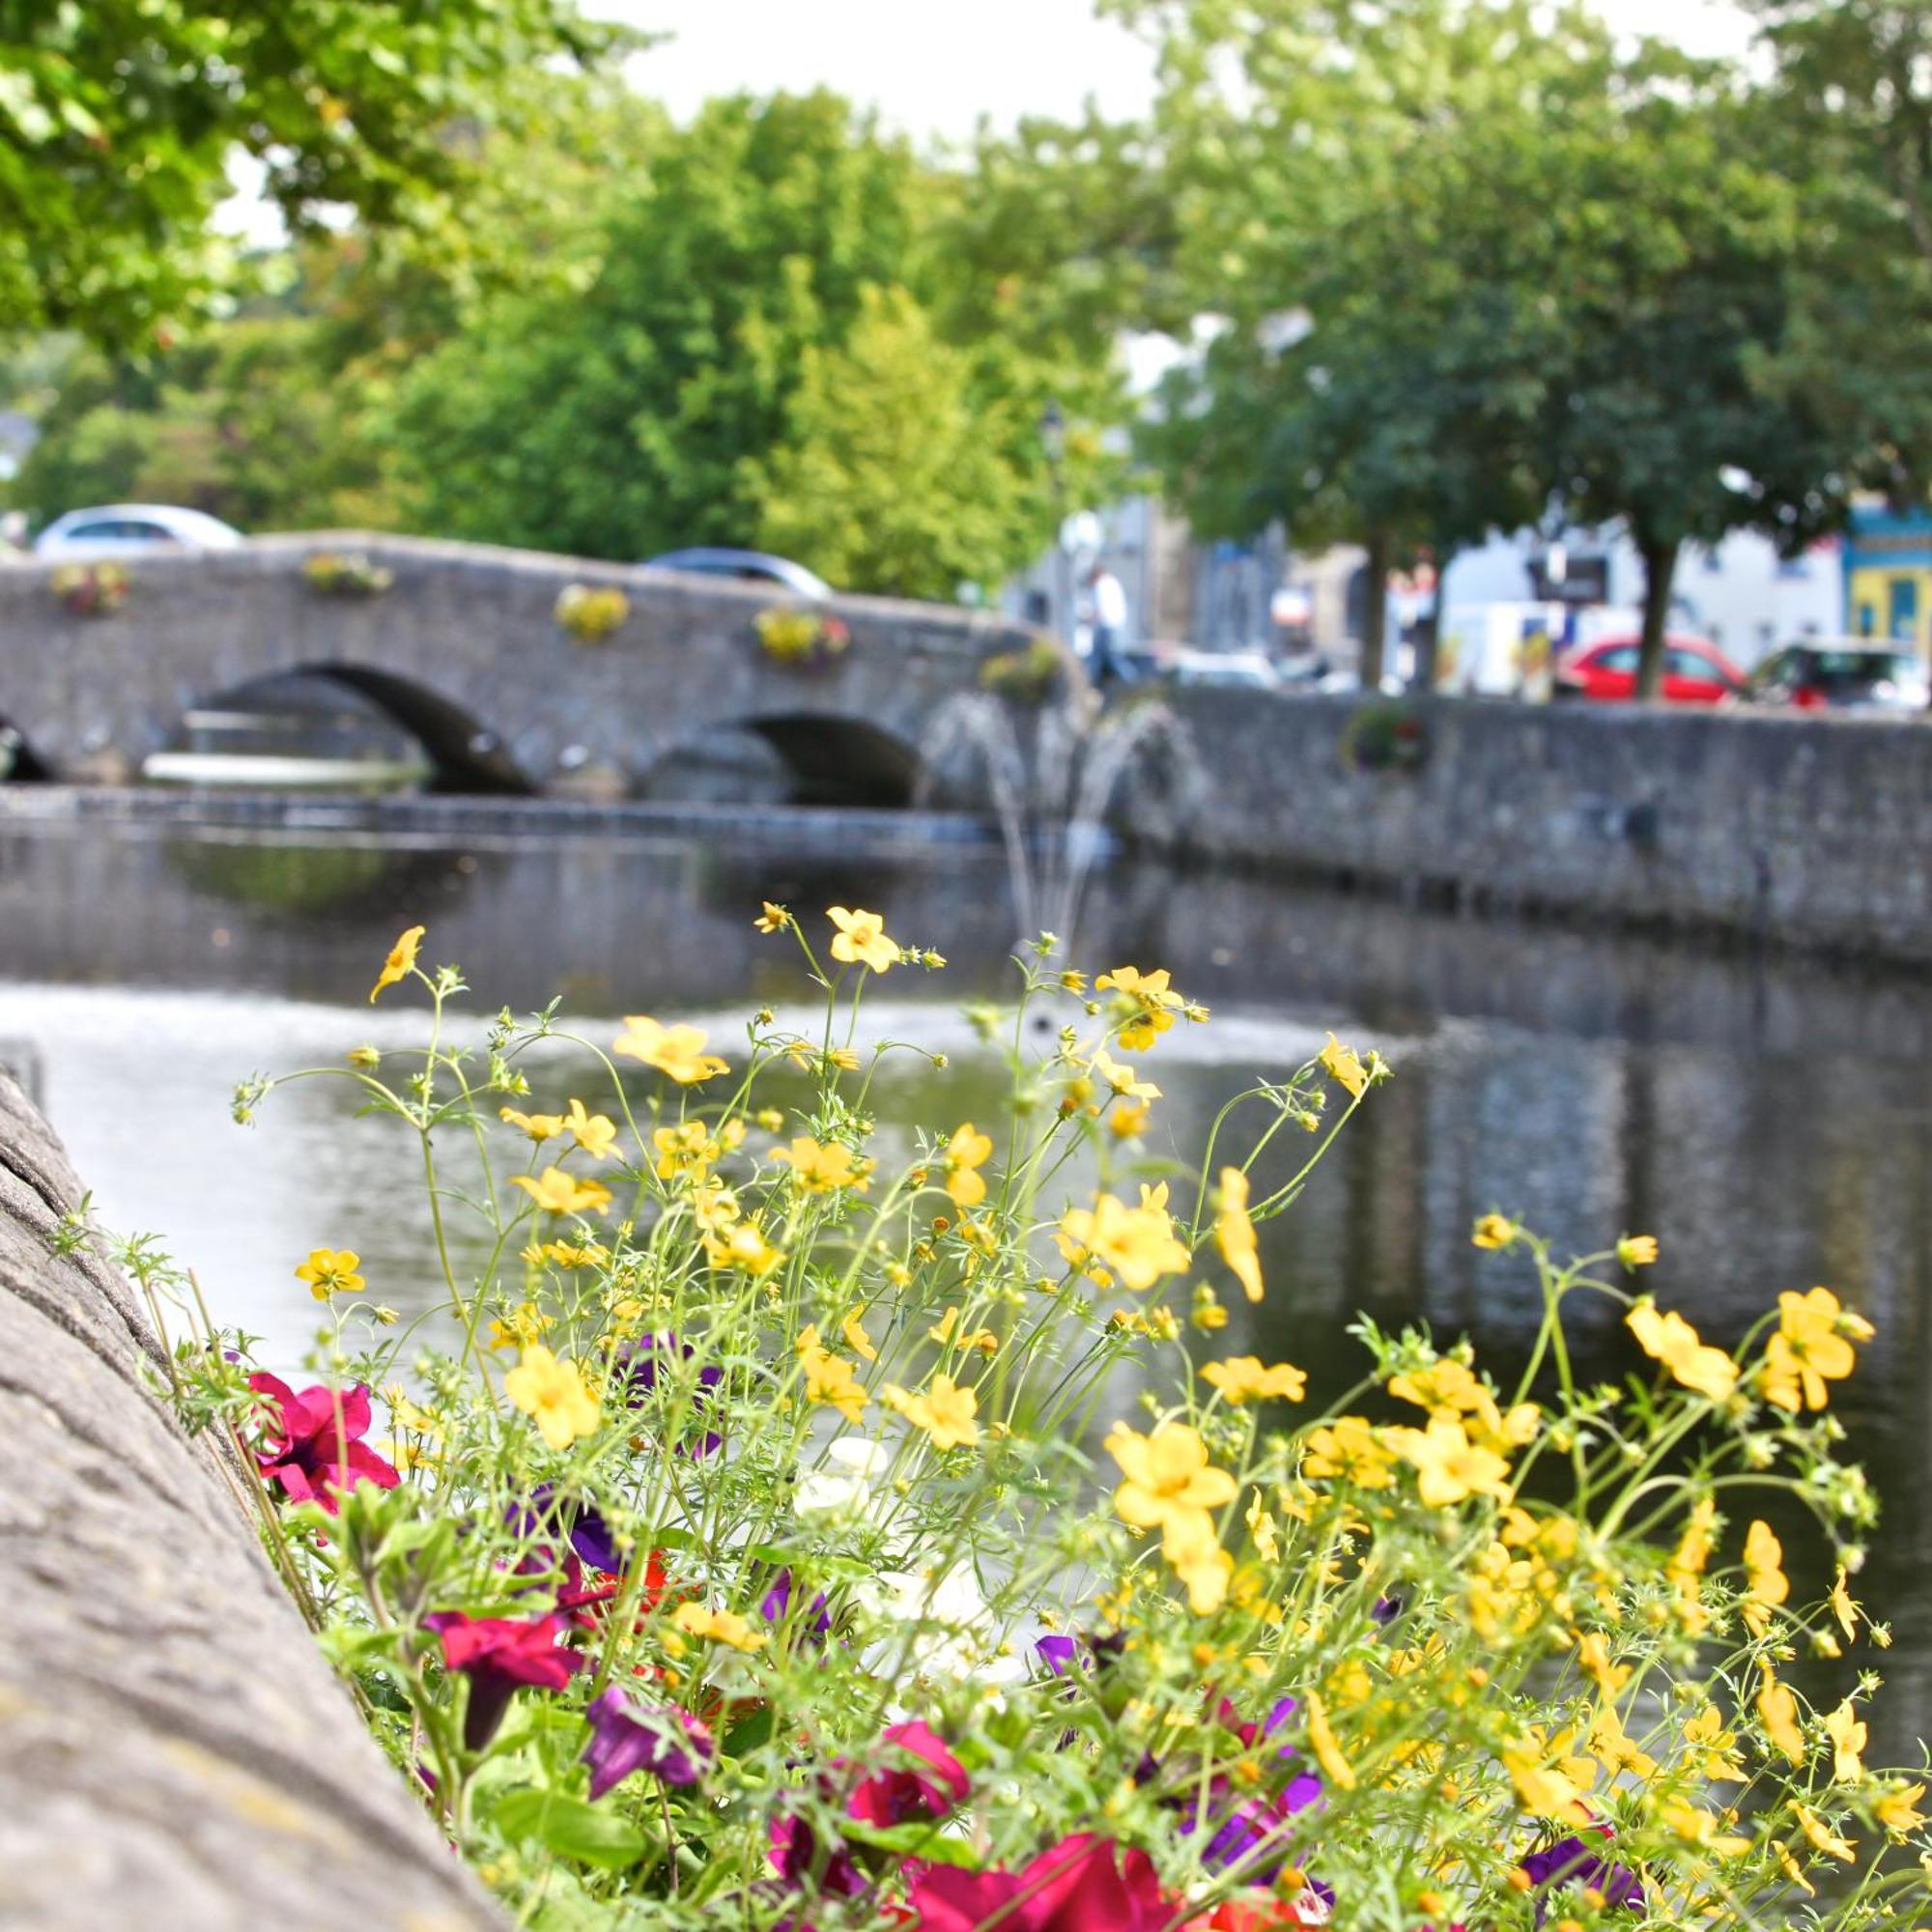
<box><xmin>246</xmin><ymin>1373</ymin><xmax>399</xmax><ymax>1511</ymax></box>
<box><xmin>424</xmin><ymin>1609</ymin><xmax>582</xmax><ymax>1748</ymax></box>
<box><xmin>848</xmin><ymin>1721</ymin><xmax>970</xmax><ymax>1830</ymax></box>
<box><xmin>905</xmin><ymin>1833</ymin><xmax>1179</xmax><ymax>1932</ymax></box>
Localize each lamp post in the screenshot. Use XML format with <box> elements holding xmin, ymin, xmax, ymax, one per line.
<box><xmin>1039</xmin><ymin>401</ymin><xmax>1068</xmax><ymax>642</ymax></box>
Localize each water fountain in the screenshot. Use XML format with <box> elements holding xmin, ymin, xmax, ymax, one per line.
<box><xmin>916</xmin><ymin>689</ymin><xmax>1206</xmax><ymax>945</ymax></box>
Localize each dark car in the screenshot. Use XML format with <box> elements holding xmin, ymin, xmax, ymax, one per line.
<box><xmin>1553</xmin><ymin>634</ymin><xmax>1746</xmax><ymax>705</ymax></box>
<box><xmin>640</xmin><ymin>547</ymin><xmax>833</xmax><ymax>601</ymax></box>
<box><xmin>1743</xmin><ymin>640</ymin><xmax>1929</xmax><ymax>715</ymax></box>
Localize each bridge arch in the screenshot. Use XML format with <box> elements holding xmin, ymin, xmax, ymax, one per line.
<box><xmin>0</xmin><ymin>715</ymin><xmax>51</xmax><ymax>781</ymax></box>
<box><xmin>159</xmin><ymin>665</ymin><xmax>532</xmax><ymax>794</ymax></box>
<box><xmin>641</xmin><ymin>711</ymin><xmax>923</xmax><ymax>810</ymax></box>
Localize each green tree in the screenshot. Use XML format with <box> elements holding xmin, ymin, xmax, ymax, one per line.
<box><xmin>0</xmin><ymin>1</ymin><xmax>631</xmax><ymax>341</ymax></box>
<box><xmin>751</xmin><ymin>286</ymin><xmax>1038</xmax><ymax>599</ymax></box>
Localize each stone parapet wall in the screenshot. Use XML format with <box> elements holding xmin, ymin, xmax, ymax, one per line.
<box><xmin>0</xmin><ymin>1069</ymin><xmax>502</xmax><ymax>1931</ymax></box>
<box><xmin>1131</xmin><ymin>691</ymin><xmax>1932</xmax><ymax>963</ymax></box>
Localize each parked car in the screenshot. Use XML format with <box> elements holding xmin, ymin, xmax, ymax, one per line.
<box><xmin>1742</xmin><ymin>639</ymin><xmax>1929</xmax><ymax>715</ymax></box>
<box><xmin>1553</xmin><ymin>634</ymin><xmax>1745</xmax><ymax>705</ymax></box>
<box><xmin>640</xmin><ymin>547</ymin><xmax>833</xmax><ymax>600</ymax></box>
<box><xmin>34</xmin><ymin>503</ymin><xmax>242</xmax><ymax>559</ymax></box>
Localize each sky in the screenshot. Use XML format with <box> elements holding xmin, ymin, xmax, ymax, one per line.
<box><xmin>606</xmin><ymin>0</ymin><xmax>1754</xmax><ymax>141</ymax></box>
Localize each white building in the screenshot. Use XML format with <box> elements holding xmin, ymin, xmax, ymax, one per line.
<box><xmin>1440</xmin><ymin>525</ymin><xmax>1844</xmax><ymax>671</ymax></box>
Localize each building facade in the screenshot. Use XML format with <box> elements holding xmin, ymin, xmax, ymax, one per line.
<box><xmin>1844</xmin><ymin>506</ymin><xmax>1932</xmax><ymax>660</ymax></box>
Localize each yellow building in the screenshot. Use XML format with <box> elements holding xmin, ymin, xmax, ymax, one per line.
<box><xmin>1845</xmin><ymin>508</ymin><xmax>1932</xmax><ymax>662</ymax></box>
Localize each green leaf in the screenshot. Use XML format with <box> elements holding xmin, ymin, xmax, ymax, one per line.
<box><xmin>493</xmin><ymin>1788</ymin><xmax>647</xmax><ymax>1871</ymax></box>
<box><xmin>840</xmin><ymin>1819</ymin><xmax>980</xmax><ymax>1868</ymax></box>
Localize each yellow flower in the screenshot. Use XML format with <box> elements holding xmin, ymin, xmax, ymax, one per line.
<box><xmin>503</xmin><ymin>1345</ymin><xmax>601</xmax><ymax>1450</ymax></box>
<box><xmin>1743</xmin><ymin>1518</ymin><xmax>1790</xmax><ymax>1636</ymax></box>
<box><xmin>369</xmin><ymin>923</ymin><xmax>425</xmax><ymax>1002</ymax></box>
<box><xmin>1161</xmin><ymin>1508</ymin><xmax>1234</xmax><ymax>1614</ymax></box>
<box><xmin>1683</xmin><ymin>1705</ymin><xmax>1745</xmax><ymax>1782</ymax></box>
<box><xmin>1110</xmin><ymin>1102</ymin><xmax>1151</xmax><ymax>1139</ymax></box>
<box><xmin>797</xmin><ymin>1325</ymin><xmax>867</xmax><ymax>1423</ymax></box>
<box><xmin>1057</xmin><ymin>1192</ymin><xmax>1189</xmax><ymax>1293</ymax></box>
<box><xmin>1095</xmin><ymin>964</ymin><xmax>1185</xmax><ymax>1051</ymax></box>
<box><xmin>542</xmin><ymin>1239</ymin><xmax>608</xmax><ymax>1269</ymax></box>
<box><xmin>1828</xmin><ymin>1567</ymin><xmax>1862</xmax><ymax>1644</ymax></box>
<box><xmin>500</xmin><ymin>1105</ymin><xmax>565</xmax><ymax>1142</ymax></box>
<box><xmin>774</xmin><ymin>1135</ymin><xmax>873</xmax><ymax>1194</ymax></box>
<box><xmin>841</xmin><ymin>1310</ymin><xmax>878</xmax><ymax>1362</ymax></box>
<box><xmin>1756</xmin><ymin>1664</ymin><xmax>1805</xmax><ymax>1763</ymax></box>
<box><xmin>1503</xmin><ymin>1744</ymin><xmax>1592</xmax><ymax>1826</ymax></box>
<box><xmin>294</xmin><ymin>1246</ymin><xmax>364</xmax><ymax>1301</ymax></box>
<box><xmin>612</xmin><ymin>1015</ymin><xmax>729</xmax><ymax>1085</ymax></box>
<box><xmin>1092</xmin><ymin>1047</ymin><xmax>1161</xmax><ymax>1102</ymax></box>
<box><xmin>1301</xmin><ymin>1415</ymin><xmax>1395</xmax><ymax>1489</ymax></box>
<box><xmin>882</xmin><ymin>1373</ymin><xmax>980</xmax><ymax>1450</ymax></box>
<box><xmin>1203</xmin><ymin>1355</ymin><xmax>1307</xmax><ymax>1406</ymax></box>
<box><xmin>672</xmin><ymin>1603</ymin><xmax>766</xmax><ymax>1652</ymax></box>
<box><xmin>1107</xmin><ymin>1420</ymin><xmax>1237</xmax><ymax>1534</ymax></box>
<box><xmin>1319</xmin><ymin>1032</ymin><xmax>1369</xmax><ymax>1100</ymax></box>
<box><xmin>1213</xmin><ymin>1167</ymin><xmax>1264</xmax><ymax>1303</ymax></box>
<box><xmin>1245</xmin><ymin>1491</ymin><xmax>1279</xmax><ymax>1563</ymax></box>
<box><xmin>1384</xmin><ymin>1417</ymin><xmax>1513</xmax><ymax>1508</ymax></box>
<box><xmin>1824</xmin><ymin>1698</ymin><xmax>1866</xmax><ymax>1783</ymax></box>
<box><xmin>1617</xmin><ymin>1233</ymin><xmax>1660</xmax><ymax>1268</ymax></box>
<box><xmin>1387</xmin><ymin>1357</ymin><xmax>1485</xmax><ymax>1418</ymax></box>
<box><xmin>1669</xmin><ymin>1496</ymin><xmax>1719</xmax><ymax>1579</ymax></box>
<box><xmin>1876</xmin><ymin>1782</ymin><xmax>1928</xmax><ymax>1836</ymax></box>
<box><xmin>510</xmin><ymin>1167</ymin><xmax>613</xmax><ymax>1217</ymax></box>
<box><xmin>1306</xmin><ymin>1693</ymin><xmax>1358</xmax><ymax>1790</ymax></box>
<box><xmin>562</xmin><ymin>1098</ymin><xmax>618</xmax><ymax>1160</ymax></box>
<box><xmin>941</xmin><ymin>1122</ymin><xmax>993</xmax><ymax>1208</ymax></box>
<box><xmin>1760</xmin><ymin>1287</ymin><xmax>1862</xmax><ymax>1411</ymax></box>
<box><xmin>1471</xmin><ymin>1213</ymin><xmax>1518</xmax><ymax>1250</ymax></box>
<box><xmin>827</xmin><ymin>904</ymin><xmax>899</xmax><ymax>973</ymax></box>
<box><xmin>488</xmin><ymin>1299</ymin><xmax>554</xmax><ymax>1350</ymax></box>
<box><xmin>1627</xmin><ymin>1300</ymin><xmax>1739</xmax><ymax>1403</ymax></box>
<box><xmin>1794</xmin><ymin>1804</ymin><xmax>1858</xmax><ymax>1862</ymax></box>
<box><xmin>703</xmin><ymin>1219</ymin><xmax>784</xmax><ymax>1276</ymax></box>
<box><xmin>1660</xmin><ymin>1801</ymin><xmax>1751</xmax><ymax>1860</ymax></box>
<box><xmin>754</xmin><ymin>900</ymin><xmax>791</xmax><ymax>933</ymax></box>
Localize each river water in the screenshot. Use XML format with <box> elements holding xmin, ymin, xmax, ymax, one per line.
<box><xmin>2</xmin><ymin>804</ymin><xmax>1927</xmax><ymax>1757</ymax></box>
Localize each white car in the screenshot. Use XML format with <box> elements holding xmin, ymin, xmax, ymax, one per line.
<box><xmin>33</xmin><ymin>503</ymin><xmax>242</xmax><ymax>560</ymax></box>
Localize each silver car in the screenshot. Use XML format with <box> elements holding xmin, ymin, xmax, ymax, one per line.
<box><xmin>34</xmin><ymin>503</ymin><xmax>243</xmax><ymax>560</ymax></box>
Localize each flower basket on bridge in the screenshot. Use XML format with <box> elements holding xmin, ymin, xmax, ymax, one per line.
<box><xmin>1339</xmin><ymin>698</ymin><xmax>1430</xmax><ymax>774</ymax></box>
<box><xmin>978</xmin><ymin>638</ymin><xmax>1065</xmax><ymax>705</ymax></box>
<box><xmin>302</xmin><ymin>551</ymin><xmax>394</xmax><ymax>597</ymax></box>
<box><xmin>555</xmin><ymin>583</ymin><xmax>631</xmax><ymax>644</ymax></box>
<box><xmin>755</xmin><ymin>605</ymin><xmax>850</xmax><ymax>669</ymax></box>
<box><xmin>49</xmin><ymin>562</ymin><xmax>128</xmax><ymax>617</ymax></box>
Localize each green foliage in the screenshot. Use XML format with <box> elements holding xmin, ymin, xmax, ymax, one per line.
<box><xmin>751</xmin><ymin>286</ymin><xmax>1038</xmax><ymax>599</ymax></box>
<box><xmin>0</xmin><ymin>0</ymin><xmax>635</xmax><ymax>341</ymax></box>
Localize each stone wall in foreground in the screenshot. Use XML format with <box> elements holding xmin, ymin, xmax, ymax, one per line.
<box><xmin>0</xmin><ymin>1070</ymin><xmax>502</xmax><ymax>1931</ymax></box>
<box><xmin>1128</xmin><ymin>692</ymin><xmax>1932</xmax><ymax>963</ymax></box>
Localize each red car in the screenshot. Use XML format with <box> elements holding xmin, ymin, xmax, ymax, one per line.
<box><xmin>1553</xmin><ymin>634</ymin><xmax>1747</xmax><ymax>705</ymax></box>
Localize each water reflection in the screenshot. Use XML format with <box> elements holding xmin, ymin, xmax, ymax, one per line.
<box><xmin>1</xmin><ymin>810</ymin><xmax>1927</xmax><ymax>1756</ymax></box>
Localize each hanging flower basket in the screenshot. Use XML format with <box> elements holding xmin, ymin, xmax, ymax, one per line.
<box><xmin>755</xmin><ymin>605</ymin><xmax>851</xmax><ymax>670</ymax></box>
<box><xmin>1338</xmin><ymin>698</ymin><xmax>1430</xmax><ymax>774</ymax></box>
<box><xmin>555</xmin><ymin>584</ymin><xmax>631</xmax><ymax>645</ymax></box>
<box><xmin>50</xmin><ymin>562</ymin><xmax>129</xmax><ymax>617</ymax></box>
<box><xmin>302</xmin><ymin>551</ymin><xmax>395</xmax><ymax>597</ymax></box>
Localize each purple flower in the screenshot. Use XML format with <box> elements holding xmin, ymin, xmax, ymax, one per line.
<box><xmin>612</xmin><ymin>1333</ymin><xmax>724</xmax><ymax>1455</ymax></box>
<box><xmin>1036</xmin><ymin>1634</ymin><xmax>1085</xmax><ymax>1677</ymax></box>
<box><xmin>1520</xmin><ymin>1835</ymin><xmax>1644</xmax><ymax>1916</ymax></box>
<box><xmin>514</xmin><ymin>1483</ymin><xmax>622</xmax><ymax>1575</ymax></box>
<box><xmin>760</xmin><ymin>1568</ymin><xmax>833</xmax><ymax>1641</ymax></box>
<box><xmin>581</xmin><ymin>1687</ymin><xmax>714</xmax><ymax>1798</ymax></box>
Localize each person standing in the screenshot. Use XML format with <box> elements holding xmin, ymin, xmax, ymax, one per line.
<box><xmin>1084</xmin><ymin>560</ymin><xmax>1134</xmax><ymax>685</ymax></box>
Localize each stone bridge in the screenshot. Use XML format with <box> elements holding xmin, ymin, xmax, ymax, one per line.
<box><xmin>0</xmin><ymin>533</ymin><xmax>1052</xmax><ymax>802</ymax></box>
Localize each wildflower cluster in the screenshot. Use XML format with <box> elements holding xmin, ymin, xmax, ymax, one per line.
<box><xmin>755</xmin><ymin>605</ymin><xmax>852</xmax><ymax>668</ymax></box>
<box><xmin>137</xmin><ymin>912</ymin><xmax>1922</xmax><ymax>1932</ymax></box>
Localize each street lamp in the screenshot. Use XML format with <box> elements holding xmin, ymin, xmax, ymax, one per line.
<box><xmin>1039</xmin><ymin>401</ymin><xmax>1069</xmax><ymax>641</ymax></box>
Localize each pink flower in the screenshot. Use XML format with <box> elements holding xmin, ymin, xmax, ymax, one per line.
<box><xmin>423</xmin><ymin>1610</ymin><xmax>582</xmax><ymax>1748</ymax></box>
<box><xmin>246</xmin><ymin>1373</ymin><xmax>399</xmax><ymax>1510</ymax></box>
<box><xmin>849</xmin><ymin>1722</ymin><xmax>970</xmax><ymax>1829</ymax></box>
<box><xmin>906</xmin><ymin>1833</ymin><xmax>1178</xmax><ymax>1932</ymax></box>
